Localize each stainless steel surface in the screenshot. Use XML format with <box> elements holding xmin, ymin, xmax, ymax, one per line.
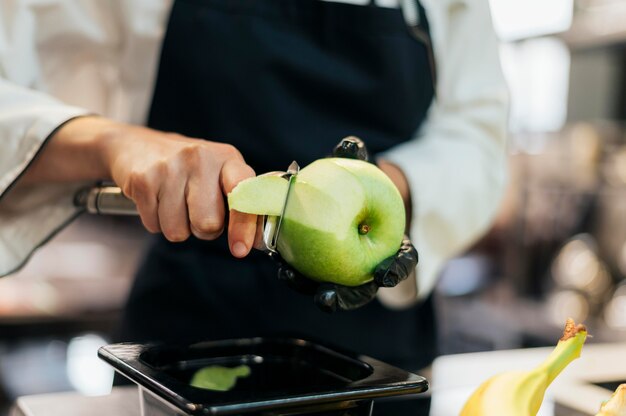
<box><xmin>263</xmin><ymin>160</ymin><xmax>300</xmax><ymax>254</ymax></box>
<box><xmin>75</xmin><ymin>186</ymin><xmax>138</xmax><ymax>215</ymax></box>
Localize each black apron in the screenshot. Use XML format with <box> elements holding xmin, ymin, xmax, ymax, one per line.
<box><xmin>120</xmin><ymin>0</ymin><xmax>435</xmax><ymax>411</ymax></box>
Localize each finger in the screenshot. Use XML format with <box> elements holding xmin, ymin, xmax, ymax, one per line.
<box><xmin>332</xmin><ymin>136</ymin><xmax>369</xmax><ymax>161</ymax></box>
<box><xmin>314</xmin><ymin>285</ymin><xmax>338</xmax><ymax>313</ymax></box>
<box><xmin>277</xmin><ymin>266</ymin><xmax>319</xmax><ymax>296</ymax></box>
<box><xmin>374</xmin><ymin>238</ymin><xmax>418</xmax><ymax>287</ymax></box>
<box><xmin>220</xmin><ymin>158</ymin><xmax>256</xmax><ymax>257</ymax></box>
<box><xmin>373</xmin><ymin>256</ymin><xmax>400</xmax><ymax>287</ymax></box>
<box><xmin>137</xmin><ymin>199</ymin><xmax>161</xmax><ymax>234</ymax></box>
<box><xmin>252</xmin><ymin>215</ymin><xmax>265</xmax><ymax>250</ymax></box>
<box><xmin>187</xmin><ymin>167</ymin><xmax>224</xmax><ymax>240</ymax></box>
<box><xmin>400</xmin><ymin>237</ymin><xmax>419</xmax><ymax>266</ymax></box>
<box><xmin>269</xmin><ymin>252</ymin><xmax>319</xmax><ymax>295</ymax></box>
<box><xmin>374</xmin><ymin>256</ymin><xmax>414</xmax><ymax>287</ymax></box>
<box><xmin>157</xmin><ymin>176</ymin><xmax>191</xmax><ymax>242</ymax></box>
<box><xmin>131</xmin><ymin>189</ymin><xmax>161</xmax><ymax>234</ymax></box>
<box><xmin>229</xmin><ymin>210</ymin><xmax>257</xmax><ymax>257</ymax></box>
<box><xmin>123</xmin><ymin>171</ymin><xmax>160</xmax><ymax>234</ymax></box>
<box><xmin>333</xmin><ymin>282</ymin><xmax>378</xmax><ymax>310</ymax></box>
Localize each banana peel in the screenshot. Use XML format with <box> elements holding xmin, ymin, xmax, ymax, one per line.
<box><xmin>596</xmin><ymin>384</ymin><xmax>626</xmax><ymax>416</ymax></box>
<box><xmin>460</xmin><ymin>318</ymin><xmax>587</xmax><ymax>416</ymax></box>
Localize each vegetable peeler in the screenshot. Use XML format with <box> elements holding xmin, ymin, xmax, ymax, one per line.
<box><xmin>73</xmin><ymin>161</ymin><xmax>300</xmax><ymax>253</ymax></box>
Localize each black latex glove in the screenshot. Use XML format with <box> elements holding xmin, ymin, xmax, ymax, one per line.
<box><xmin>272</xmin><ymin>136</ymin><xmax>419</xmax><ymax>313</ymax></box>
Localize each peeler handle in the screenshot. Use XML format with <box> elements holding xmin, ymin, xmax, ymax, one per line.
<box><xmin>74</xmin><ymin>186</ymin><xmax>138</xmax><ymax>215</ymax></box>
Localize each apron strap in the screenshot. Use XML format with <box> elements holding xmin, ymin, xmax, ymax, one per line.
<box><xmin>401</xmin><ymin>0</ymin><xmax>438</xmax><ymax>93</ymax></box>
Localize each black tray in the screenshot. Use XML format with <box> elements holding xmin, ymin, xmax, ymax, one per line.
<box><xmin>98</xmin><ymin>337</ymin><xmax>428</xmax><ymax>415</ymax></box>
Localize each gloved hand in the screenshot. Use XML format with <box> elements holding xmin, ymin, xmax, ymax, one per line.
<box><xmin>271</xmin><ymin>136</ymin><xmax>419</xmax><ymax>313</ymax></box>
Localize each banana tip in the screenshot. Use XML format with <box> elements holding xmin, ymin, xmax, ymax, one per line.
<box><xmin>560</xmin><ymin>318</ymin><xmax>587</xmax><ymax>341</ymax></box>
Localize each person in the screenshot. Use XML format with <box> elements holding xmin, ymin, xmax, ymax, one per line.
<box><xmin>0</xmin><ymin>0</ymin><xmax>508</xmax><ymax>413</ymax></box>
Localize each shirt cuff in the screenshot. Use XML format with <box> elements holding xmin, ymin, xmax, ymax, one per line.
<box><xmin>0</xmin><ymin>182</ymin><xmax>89</xmax><ymax>276</ymax></box>
<box><xmin>378</xmin><ymin>131</ymin><xmax>506</xmax><ymax>302</ymax></box>
<box><xmin>0</xmin><ymin>108</ymin><xmax>91</xmax><ymax>276</ymax></box>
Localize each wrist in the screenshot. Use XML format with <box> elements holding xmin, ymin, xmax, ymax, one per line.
<box><xmin>89</xmin><ymin>117</ymin><xmax>129</xmax><ymax>180</ymax></box>
<box><xmin>377</xmin><ymin>159</ymin><xmax>412</xmax><ymax>229</ymax></box>
<box><xmin>20</xmin><ymin>115</ymin><xmax>119</xmax><ymax>185</ymax></box>
<box><xmin>55</xmin><ymin>115</ymin><xmax>121</xmax><ymax>180</ymax></box>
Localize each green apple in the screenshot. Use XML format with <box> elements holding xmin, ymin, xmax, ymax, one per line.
<box><xmin>227</xmin><ymin>158</ymin><xmax>405</xmax><ymax>286</ymax></box>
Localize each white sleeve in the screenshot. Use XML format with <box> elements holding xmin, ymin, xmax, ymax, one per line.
<box><xmin>379</xmin><ymin>0</ymin><xmax>509</xmax><ymax>300</ymax></box>
<box><xmin>0</xmin><ymin>78</ymin><xmax>90</xmax><ymax>276</ymax></box>
<box><xmin>0</xmin><ymin>1</ymin><xmax>172</xmax><ymax>276</ymax></box>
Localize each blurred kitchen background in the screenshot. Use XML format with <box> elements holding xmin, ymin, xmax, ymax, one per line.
<box><xmin>1</xmin><ymin>0</ymin><xmax>626</xmax><ymax>414</ymax></box>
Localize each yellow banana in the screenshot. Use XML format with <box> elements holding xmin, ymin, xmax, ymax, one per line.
<box><xmin>596</xmin><ymin>384</ymin><xmax>626</xmax><ymax>416</ymax></box>
<box><xmin>460</xmin><ymin>319</ymin><xmax>587</xmax><ymax>416</ymax></box>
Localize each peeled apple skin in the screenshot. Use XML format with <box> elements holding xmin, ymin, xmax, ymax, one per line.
<box><xmin>460</xmin><ymin>319</ymin><xmax>587</xmax><ymax>416</ymax></box>
<box><xmin>226</xmin><ymin>175</ymin><xmax>288</xmax><ymax>216</ymax></box>
<box><xmin>227</xmin><ymin>158</ymin><xmax>406</xmax><ymax>286</ymax></box>
<box><xmin>190</xmin><ymin>365</ymin><xmax>251</xmax><ymax>392</ymax></box>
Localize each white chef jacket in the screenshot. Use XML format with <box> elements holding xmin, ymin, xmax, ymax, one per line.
<box><xmin>0</xmin><ymin>0</ymin><xmax>509</xmax><ymax>303</ymax></box>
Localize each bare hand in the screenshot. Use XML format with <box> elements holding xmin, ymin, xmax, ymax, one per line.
<box><xmin>27</xmin><ymin>116</ymin><xmax>258</xmax><ymax>257</ymax></box>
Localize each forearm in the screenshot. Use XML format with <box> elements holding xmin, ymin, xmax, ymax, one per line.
<box><xmin>18</xmin><ymin>113</ymin><xmax>259</xmax><ymax>255</ymax></box>
<box><xmin>377</xmin><ymin>159</ymin><xmax>412</xmax><ymax>231</ymax></box>
<box><xmin>19</xmin><ymin>116</ymin><xmax>114</xmax><ymax>185</ymax></box>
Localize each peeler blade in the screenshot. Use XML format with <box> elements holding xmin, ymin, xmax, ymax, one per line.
<box><xmin>262</xmin><ymin>161</ymin><xmax>300</xmax><ymax>253</ymax></box>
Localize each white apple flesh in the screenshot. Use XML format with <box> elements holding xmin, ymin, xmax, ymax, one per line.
<box><xmin>227</xmin><ymin>158</ymin><xmax>406</xmax><ymax>286</ymax></box>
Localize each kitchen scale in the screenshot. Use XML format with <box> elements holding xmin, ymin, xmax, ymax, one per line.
<box><xmin>98</xmin><ymin>337</ymin><xmax>428</xmax><ymax>416</ymax></box>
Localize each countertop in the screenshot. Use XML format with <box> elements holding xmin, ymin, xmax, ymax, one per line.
<box><xmin>11</xmin><ymin>387</ymin><xmax>139</xmax><ymax>416</ymax></box>
<box><xmin>11</xmin><ymin>342</ymin><xmax>626</xmax><ymax>416</ymax></box>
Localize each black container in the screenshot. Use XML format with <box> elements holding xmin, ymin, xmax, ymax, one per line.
<box><xmin>98</xmin><ymin>337</ymin><xmax>428</xmax><ymax>416</ymax></box>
